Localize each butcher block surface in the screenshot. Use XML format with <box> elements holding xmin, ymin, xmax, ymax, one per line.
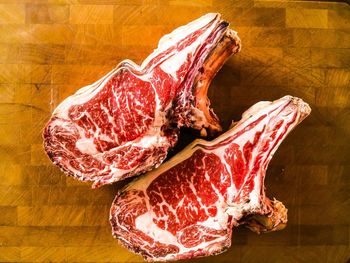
<box><xmin>0</xmin><ymin>0</ymin><xmax>349</xmax><ymax>262</ymax></box>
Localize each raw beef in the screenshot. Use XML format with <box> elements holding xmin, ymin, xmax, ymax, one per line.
<box><xmin>110</xmin><ymin>96</ymin><xmax>311</xmax><ymax>261</ymax></box>
<box><xmin>43</xmin><ymin>13</ymin><xmax>241</xmax><ymax>188</ymax></box>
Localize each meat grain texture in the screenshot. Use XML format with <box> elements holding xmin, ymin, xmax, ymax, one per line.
<box><xmin>110</xmin><ymin>96</ymin><xmax>311</xmax><ymax>261</ymax></box>
<box><xmin>41</xmin><ymin>12</ymin><xmax>312</xmax><ymax>262</ymax></box>
<box><xmin>43</xmin><ymin>13</ymin><xmax>241</xmax><ymax>188</ymax></box>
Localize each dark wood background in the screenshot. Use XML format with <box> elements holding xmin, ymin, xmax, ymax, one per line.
<box><xmin>0</xmin><ymin>0</ymin><xmax>349</xmax><ymax>262</ymax></box>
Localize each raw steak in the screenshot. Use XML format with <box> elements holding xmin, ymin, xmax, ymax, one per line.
<box><xmin>110</xmin><ymin>96</ymin><xmax>311</xmax><ymax>261</ymax></box>
<box><xmin>43</xmin><ymin>13</ymin><xmax>241</xmax><ymax>188</ymax></box>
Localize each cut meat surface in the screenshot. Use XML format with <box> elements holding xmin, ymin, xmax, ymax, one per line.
<box><xmin>110</xmin><ymin>96</ymin><xmax>311</xmax><ymax>261</ymax></box>
<box><xmin>43</xmin><ymin>13</ymin><xmax>241</xmax><ymax>188</ymax></box>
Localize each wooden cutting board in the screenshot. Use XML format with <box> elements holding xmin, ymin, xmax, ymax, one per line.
<box><xmin>0</xmin><ymin>0</ymin><xmax>349</xmax><ymax>262</ymax></box>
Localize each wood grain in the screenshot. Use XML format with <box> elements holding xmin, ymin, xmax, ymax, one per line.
<box><xmin>0</xmin><ymin>1</ymin><xmax>349</xmax><ymax>262</ymax></box>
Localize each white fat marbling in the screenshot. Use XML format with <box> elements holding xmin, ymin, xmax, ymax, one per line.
<box><xmin>198</xmin><ymin>202</ymin><xmax>228</xmax><ymax>230</ymax></box>
<box><xmin>135</xmin><ymin>211</ymin><xmax>178</xmax><ymax>244</ymax></box>
<box><xmin>160</xmin><ymin>50</ymin><xmax>188</xmax><ymax>80</ymax></box>
<box><xmin>136</xmin><ymin>134</ymin><xmax>159</xmax><ymax>148</ymax></box>
<box><xmin>142</xmin><ymin>13</ymin><xmax>219</xmax><ymax>69</ymax></box>
<box><xmin>75</xmin><ymin>137</ymin><xmax>99</xmax><ymax>155</ymax></box>
<box><xmin>53</xmin><ymin>67</ymin><xmax>120</xmax><ymax>119</ymax></box>
<box><xmin>134</xmin><ymin>209</ymin><xmax>228</xmax><ymax>261</ymax></box>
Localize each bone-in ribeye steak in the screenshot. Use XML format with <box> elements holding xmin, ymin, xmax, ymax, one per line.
<box><xmin>43</xmin><ymin>13</ymin><xmax>240</xmax><ymax>188</ymax></box>
<box><xmin>110</xmin><ymin>96</ymin><xmax>311</xmax><ymax>261</ymax></box>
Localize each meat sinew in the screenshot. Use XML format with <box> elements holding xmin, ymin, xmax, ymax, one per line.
<box><xmin>110</xmin><ymin>96</ymin><xmax>311</xmax><ymax>261</ymax></box>
<box><xmin>43</xmin><ymin>13</ymin><xmax>241</xmax><ymax>188</ymax></box>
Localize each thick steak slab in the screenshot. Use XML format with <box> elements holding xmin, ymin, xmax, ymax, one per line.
<box><xmin>110</xmin><ymin>96</ymin><xmax>311</xmax><ymax>261</ymax></box>
<box><xmin>43</xmin><ymin>13</ymin><xmax>240</xmax><ymax>187</ymax></box>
